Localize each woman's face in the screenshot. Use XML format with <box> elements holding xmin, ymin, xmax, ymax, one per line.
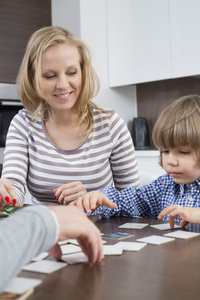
<box><xmin>39</xmin><ymin>43</ymin><xmax>82</xmax><ymax>114</ymax></box>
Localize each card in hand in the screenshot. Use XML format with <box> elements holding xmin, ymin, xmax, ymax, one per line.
<box><xmin>102</xmin><ymin>231</ymin><xmax>134</xmax><ymax>240</ymax></box>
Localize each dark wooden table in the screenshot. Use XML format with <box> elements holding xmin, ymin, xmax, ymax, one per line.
<box><xmin>20</xmin><ymin>216</ymin><xmax>200</xmax><ymax>300</ymax></box>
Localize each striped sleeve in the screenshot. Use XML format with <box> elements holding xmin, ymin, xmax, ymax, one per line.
<box><xmin>108</xmin><ymin>109</ymin><xmax>140</xmax><ymax>189</ymax></box>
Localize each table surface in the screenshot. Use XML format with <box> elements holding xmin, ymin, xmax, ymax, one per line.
<box><xmin>20</xmin><ymin>216</ymin><xmax>200</xmax><ymax>300</ymax></box>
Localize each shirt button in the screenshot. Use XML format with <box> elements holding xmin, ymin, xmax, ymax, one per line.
<box><xmin>188</xmin><ymin>197</ymin><xmax>193</xmax><ymax>202</ymax></box>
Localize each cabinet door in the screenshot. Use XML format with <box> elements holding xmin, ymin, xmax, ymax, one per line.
<box><xmin>106</xmin><ymin>0</ymin><xmax>171</xmax><ymax>87</ymax></box>
<box><xmin>169</xmin><ymin>0</ymin><xmax>200</xmax><ymax>78</ymax></box>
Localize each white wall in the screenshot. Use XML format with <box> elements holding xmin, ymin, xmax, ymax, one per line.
<box><xmin>51</xmin><ymin>0</ymin><xmax>137</xmax><ymax>129</ymax></box>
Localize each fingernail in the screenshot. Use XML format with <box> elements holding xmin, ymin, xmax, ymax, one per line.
<box><xmin>54</xmin><ymin>195</ymin><xmax>57</xmax><ymax>200</ymax></box>
<box><xmin>0</xmin><ymin>196</ymin><xmax>2</xmax><ymax>201</ymax></box>
<box><xmin>13</xmin><ymin>199</ymin><xmax>17</xmax><ymax>205</ymax></box>
<box><xmin>5</xmin><ymin>196</ymin><xmax>11</xmax><ymax>203</ymax></box>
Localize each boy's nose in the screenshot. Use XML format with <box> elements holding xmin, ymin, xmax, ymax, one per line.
<box><xmin>167</xmin><ymin>153</ymin><xmax>178</xmax><ymax>165</ymax></box>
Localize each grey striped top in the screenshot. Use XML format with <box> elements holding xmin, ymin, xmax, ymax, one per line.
<box><xmin>2</xmin><ymin>107</ymin><xmax>140</xmax><ymax>205</ymax></box>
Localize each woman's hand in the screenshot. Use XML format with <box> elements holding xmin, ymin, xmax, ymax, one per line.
<box><xmin>69</xmin><ymin>191</ymin><xmax>117</xmax><ymax>214</ymax></box>
<box><xmin>0</xmin><ymin>177</ymin><xmax>18</xmax><ymax>206</ymax></box>
<box><xmin>53</xmin><ymin>181</ymin><xmax>87</xmax><ymax>205</ymax></box>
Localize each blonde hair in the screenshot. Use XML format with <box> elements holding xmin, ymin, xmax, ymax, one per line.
<box><xmin>16</xmin><ymin>26</ymin><xmax>102</xmax><ymax>134</ymax></box>
<box><xmin>152</xmin><ymin>94</ymin><xmax>200</xmax><ymax>165</ymax></box>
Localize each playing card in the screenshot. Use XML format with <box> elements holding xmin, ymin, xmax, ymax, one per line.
<box><xmin>136</xmin><ymin>235</ymin><xmax>175</xmax><ymax>245</ymax></box>
<box><xmin>164</xmin><ymin>230</ymin><xmax>200</xmax><ymax>239</ymax></box>
<box><xmin>32</xmin><ymin>252</ymin><xmax>49</xmax><ymax>261</ymax></box>
<box><xmin>61</xmin><ymin>244</ymin><xmax>81</xmax><ymax>255</ymax></box>
<box><xmin>62</xmin><ymin>253</ymin><xmax>88</xmax><ymax>264</ymax></box>
<box><xmin>103</xmin><ymin>244</ymin><xmax>123</xmax><ymax>255</ymax></box>
<box><xmin>58</xmin><ymin>239</ymin><xmax>79</xmax><ymax>246</ymax></box>
<box><xmin>118</xmin><ymin>223</ymin><xmax>149</xmax><ymax>229</ymax></box>
<box><xmin>150</xmin><ymin>223</ymin><xmax>182</xmax><ymax>230</ymax></box>
<box><xmin>116</xmin><ymin>241</ymin><xmax>147</xmax><ymax>251</ymax></box>
<box><xmin>102</xmin><ymin>232</ymin><xmax>134</xmax><ymax>240</ymax></box>
<box><xmin>22</xmin><ymin>260</ymin><xmax>67</xmax><ymax>274</ymax></box>
<box><xmin>3</xmin><ymin>277</ymin><xmax>42</xmax><ymax>294</ymax></box>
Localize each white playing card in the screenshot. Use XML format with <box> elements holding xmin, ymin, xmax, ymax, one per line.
<box><xmin>58</xmin><ymin>239</ymin><xmax>79</xmax><ymax>246</ymax></box>
<box><xmin>22</xmin><ymin>260</ymin><xmax>67</xmax><ymax>274</ymax></box>
<box><xmin>136</xmin><ymin>235</ymin><xmax>175</xmax><ymax>245</ymax></box>
<box><xmin>32</xmin><ymin>252</ymin><xmax>49</xmax><ymax>261</ymax></box>
<box><xmin>150</xmin><ymin>223</ymin><xmax>182</xmax><ymax>230</ymax></box>
<box><xmin>3</xmin><ymin>277</ymin><xmax>42</xmax><ymax>294</ymax></box>
<box><xmin>103</xmin><ymin>244</ymin><xmax>123</xmax><ymax>255</ymax></box>
<box><xmin>61</xmin><ymin>244</ymin><xmax>81</xmax><ymax>255</ymax></box>
<box><xmin>118</xmin><ymin>223</ymin><xmax>149</xmax><ymax>229</ymax></box>
<box><xmin>62</xmin><ymin>252</ymin><xmax>89</xmax><ymax>264</ymax></box>
<box><xmin>164</xmin><ymin>230</ymin><xmax>200</xmax><ymax>239</ymax></box>
<box><xmin>116</xmin><ymin>241</ymin><xmax>147</xmax><ymax>251</ymax></box>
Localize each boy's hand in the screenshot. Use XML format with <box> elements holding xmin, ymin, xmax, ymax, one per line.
<box><xmin>158</xmin><ymin>205</ymin><xmax>200</xmax><ymax>228</ymax></box>
<box><xmin>69</xmin><ymin>191</ymin><xmax>117</xmax><ymax>214</ymax></box>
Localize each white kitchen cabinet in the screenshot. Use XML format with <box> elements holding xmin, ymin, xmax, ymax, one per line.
<box><xmin>107</xmin><ymin>0</ymin><xmax>200</xmax><ymax>87</ymax></box>
<box><xmin>135</xmin><ymin>150</ymin><xmax>165</xmax><ymax>178</ymax></box>
<box><xmin>169</xmin><ymin>0</ymin><xmax>200</xmax><ymax>78</ymax></box>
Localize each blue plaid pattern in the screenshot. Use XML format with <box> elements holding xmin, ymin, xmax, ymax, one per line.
<box><xmin>91</xmin><ymin>174</ymin><xmax>200</xmax><ymax>221</ymax></box>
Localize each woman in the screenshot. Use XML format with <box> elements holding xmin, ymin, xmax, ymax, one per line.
<box><xmin>0</xmin><ymin>26</ymin><xmax>139</xmax><ymax>206</ymax></box>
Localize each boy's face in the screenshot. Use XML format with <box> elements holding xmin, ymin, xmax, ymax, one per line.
<box><xmin>161</xmin><ymin>146</ymin><xmax>200</xmax><ymax>184</ymax></box>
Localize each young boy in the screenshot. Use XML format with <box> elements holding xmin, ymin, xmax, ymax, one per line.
<box><xmin>71</xmin><ymin>95</ymin><xmax>200</xmax><ymax>227</ymax></box>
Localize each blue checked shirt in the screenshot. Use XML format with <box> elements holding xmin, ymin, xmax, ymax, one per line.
<box><xmin>91</xmin><ymin>174</ymin><xmax>200</xmax><ymax>221</ymax></box>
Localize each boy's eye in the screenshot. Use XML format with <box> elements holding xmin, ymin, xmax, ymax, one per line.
<box><xmin>161</xmin><ymin>150</ymin><xmax>169</xmax><ymax>154</ymax></box>
<box><xmin>180</xmin><ymin>151</ymin><xmax>190</xmax><ymax>154</ymax></box>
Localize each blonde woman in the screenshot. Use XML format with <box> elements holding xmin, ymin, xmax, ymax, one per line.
<box><xmin>0</xmin><ymin>26</ymin><xmax>139</xmax><ymax>206</ymax></box>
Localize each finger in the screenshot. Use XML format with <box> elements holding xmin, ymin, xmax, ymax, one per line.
<box><xmin>158</xmin><ymin>205</ymin><xmax>180</xmax><ymax>220</ymax></box>
<box><xmin>73</xmin><ymin>197</ymin><xmax>85</xmax><ymax>212</ymax></box>
<box><xmin>97</xmin><ymin>195</ymin><xmax>117</xmax><ymax>210</ymax></box>
<box><xmin>169</xmin><ymin>215</ymin><xmax>175</xmax><ymax>229</ymax></box>
<box><xmin>48</xmin><ymin>243</ymin><xmax>62</xmax><ymax>260</ymax></box>
<box><xmin>84</xmin><ymin>196</ymin><xmax>94</xmax><ymax>214</ymax></box>
<box><xmin>0</xmin><ymin>178</ymin><xmax>17</xmax><ymax>204</ymax></box>
<box><xmin>78</xmin><ymin>229</ymin><xmax>103</xmax><ymax>263</ymax></box>
<box><xmin>179</xmin><ymin>220</ymin><xmax>189</xmax><ymax>227</ymax></box>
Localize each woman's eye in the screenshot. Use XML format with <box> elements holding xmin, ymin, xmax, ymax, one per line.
<box><xmin>45</xmin><ymin>74</ymin><xmax>55</xmax><ymax>79</ymax></box>
<box><xmin>68</xmin><ymin>71</ymin><xmax>77</xmax><ymax>76</ymax></box>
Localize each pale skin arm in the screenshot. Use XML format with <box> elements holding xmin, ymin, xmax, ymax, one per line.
<box><xmin>53</xmin><ymin>181</ymin><xmax>87</xmax><ymax>205</ymax></box>
<box><xmin>0</xmin><ymin>178</ymin><xmax>18</xmax><ymax>206</ymax></box>
<box><xmin>158</xmin><ymin>205</ymin><xmax>200</xmax><ymax>229</ymax></box>
<box><xmin>69</xmin><ymin>191</ymin><xmax>117</xmax><ymax>214</ymax></box>
<box><xmin>48</xmin><ymin>205</ymin><xmax>104</xmax><ymax>263</ymax></box>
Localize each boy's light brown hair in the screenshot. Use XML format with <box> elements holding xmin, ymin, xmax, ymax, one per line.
<box><xmin>152</xmin><ymin>94</ymin><xmax>200</xmax><ymax>166</ymax></box>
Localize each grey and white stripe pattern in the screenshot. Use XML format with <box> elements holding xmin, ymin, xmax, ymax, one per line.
<box><xmin>2</xmin><ymin>107</ymin><xmax>139</xmax><ymax>205</ymax></box>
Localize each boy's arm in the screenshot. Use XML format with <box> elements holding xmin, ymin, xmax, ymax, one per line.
<box><xmin>71</xmin><ymin>186</ymin><xmax>152</xmax><ymax>218</ymax></box>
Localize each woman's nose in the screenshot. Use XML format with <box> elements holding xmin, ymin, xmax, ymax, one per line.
<box><xmin>56</xmin><ymin>75</ymin><xmax>69</xmax><ymax>89</ymax></box>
